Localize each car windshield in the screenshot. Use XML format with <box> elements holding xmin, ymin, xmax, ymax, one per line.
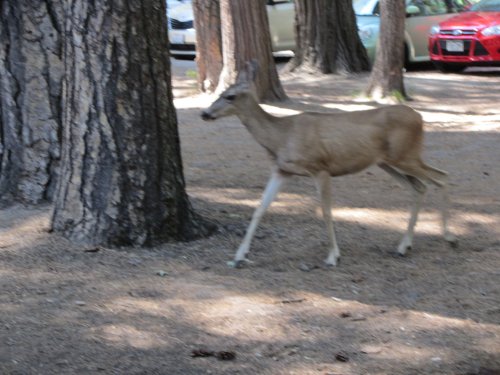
<box><xmin>353</xmin><ymin>0</ymin><xmax>376</xmax><ymax>15</ymax></box>
<box><xmin>470</xmin><ymin>0</ymin><xmax>500</xmax><ymax>11</ymax></box>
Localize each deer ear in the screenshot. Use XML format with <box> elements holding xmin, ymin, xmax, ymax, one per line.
<box><xmin>236</xmin><ymin>59</ymin><xmax>260</xmax><ymax>85</ymax></box>
<box><xmin>246</xmin><ymin>59</ymin><xmax>259</xmax><ymax>82</ymax></box>
<box><xmin>235</xmin><ymin>69</ymin><xmax>249</xmax><ymax>85</ymax></box>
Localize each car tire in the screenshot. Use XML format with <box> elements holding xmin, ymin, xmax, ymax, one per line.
<box><xmin>433</xmin><ymin>61</ymin><xmax>466</xmax><ymax>73</ymax></box>
<box><xmin>171</xmin><ymin>54</ymin><xmax>196</xmax><ymax>61</ymax></box>
<box><xmin>404</xmin><ymin>44</ymin><xmax>411</xmax><ymax>70</ymax></box>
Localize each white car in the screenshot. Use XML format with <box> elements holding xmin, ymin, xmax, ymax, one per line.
<box><xmin>168</xmin><ymin>0</ymin><xmax>295</xmax><ymax>58</ymax></box>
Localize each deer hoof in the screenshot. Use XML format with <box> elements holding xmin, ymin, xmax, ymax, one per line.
<box><xmin>324</xmin><ymin>256</ymin><xmax>339</xmax><ymax>267</ymax></box>
<box><xmin>397</xmin><ymin>246</ymin><xmax>411</xmax><ymax>256</ymax></box>
<box><xmin>397</xmin><ymin>237</ymin><xmax>413</xmax><ymax>255</ymax></box>
<box><xmin>445</xmin><ymin>234</ymin><xmax>459</xmax><ymax>248</ymax></box>
<box><xmin>227</xmin><ymin>259</ymin><xmax>251</xmax><ymax>268</ymax></box>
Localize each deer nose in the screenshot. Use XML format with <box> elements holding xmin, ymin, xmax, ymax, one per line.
<box><xmin>201</xmin><ymin>111</ymin><xmax>215</xmax><ymax>121</ymax></box>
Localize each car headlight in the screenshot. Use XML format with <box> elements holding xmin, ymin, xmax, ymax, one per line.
<box><xmin>482</xmin><ymin>25</ymin><xmax>500</xmax><ymax>36</ymax></box>
<box><xmin>429</xmin><ymin>25</ymin><xmax>440</xmax><ymax>36</ymax></box>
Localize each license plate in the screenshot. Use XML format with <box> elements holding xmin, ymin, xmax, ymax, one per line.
<box><xmin>169</xmin><ymin>32</ymin><xmax>185</xmax><ymax>44</ymax></box>
<box><xmin>446</xmin><ymin>40</ymin><xmax>464</xmax><ymax>52</ymax></box>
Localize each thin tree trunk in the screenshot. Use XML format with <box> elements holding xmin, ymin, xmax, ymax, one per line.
<box><xmin>193</xmin><ymin>0</ymin><xmax>222</xmax><ymax>93</ymax></box>
<box><xmin>218</xmin><ymin>0</ymin><xmax>286</xmax><ymax>101</ymax></box>
<box><xmin>0</xmin><ymin>1</ymin><xmax>63</xmax><ymax>204</ymax></box>
<box><xmin>364</xmin><ymin>0</ymin><xmax>407</xmax><ymax>101</ymax></box>
<box><xmin>52</xmin><ymin>0</ymin><xmax>213</xmax><ymax>246</ymax></box>
<box><xmin>288</xmin><ymin>0</ymin><xmax>370</xmax><ymax>74</ymax></box>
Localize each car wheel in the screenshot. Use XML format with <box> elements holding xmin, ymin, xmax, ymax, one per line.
<box><xmin>433</xmin><ymin>61</ymin><xmax>466</xmax><ymax>73</ymax></box>
<box><xmin>402</xmin><ymin>44</ymin><xmax>412</xmax><ymax>70</ymax></box>
<box><xmin>171</xmin><ymin>54</ymin><xmax>196</xmax><ymax>61</ymax></box>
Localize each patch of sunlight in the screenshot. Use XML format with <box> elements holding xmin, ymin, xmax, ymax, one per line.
<box><xmin>0</xmin><ymin>213</ymin><xmax>49</xmax><ymax>248</ymax></box>
<box><xmin>188</xmin><ymin>293</ymin><xmax>308</xmax><ymax>341</ymax></box>
<box><xmin>333</xmin><ymin>207</ymin><xmax>497</xmax><ymax>236</ymax></box>
<box><xmin>286</xmin><ymin>362</ymin><xmax>357</xmax><ymax>375</ymax></box>
<box><xmin>372</xmin><ymin>309</ymin><xmax>500</xmax><ymax>359</ymax></box>
<box><xmin>375</xmin><ymin>343</ymin><xmax>452</xmax><ymax>362</ymax></box>
<box><xmin>334</xmin><ymin>207</ymin><xmax>441</xmax><ymax>233</ymax></box>
<box><xmin>100</xmin><ymin>284</ymin><xmax>500</xmax><ymax>361</ymax></box>
<box><xmin>0</xmin><ymin>302</ymin><xmax>20</xmax><ymax>313</ymax></box>
<box><xmin>98</xmin><ymin>324</ymin><xmax>167</xmax><ymax>349</ymax></box>
<box><xmin>422</xmin><ymin>112</ymin><xmax>500</xmax><ymax>130</ymax></box>
<box><xmin>409</xmin><ymin>72</ymin><xmax>484</xmax><ymax>82</ymax></box>
<box><xmin>193</xmin><ymin>188</ymin><xmax>315</xmax><ymax>210</ymax></box>
<box><xmin>103</xmin><ymin>291</ymin><xmax>306</xmax><ymax>342</ymax></box>
<box><xmin>105</xmin><ymin>297</ymin><xmax>166</xmax><ymax>315</ymax></box>
<box><xmin>192</xmin><ymin>188</ymin><xmax>498</xmax><ymax>236</ymax></box>
<box><xmin>321</xmin><ymin>103</ymin><xmax>377</xmax><ymax>112</ymax></box>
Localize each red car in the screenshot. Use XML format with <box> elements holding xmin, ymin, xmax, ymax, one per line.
<box><xmin>429</xmin><ymin>0</ymin><xmax>500</xmax><ymax>72</ymax></box>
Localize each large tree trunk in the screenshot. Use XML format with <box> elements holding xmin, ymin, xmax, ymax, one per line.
<box><xmin>288</xmin><ymin>0</ymin><xmax>370</xmax><ymax>74</ymax></box>
<box><xmin>52</xmin><ymin>0</ymin><xmax>212</xmax><ymax>246</ymax></box>
<box><xmin>192</xmin><ymin>0</ymin><xmax>222</xmax><ymax>93</ymax></box>
<box><xmin>0</xmin><ymin>1</ymin><xmax>64</xmax><ymax>205</ymax></box>
<box><xmin>364</xmin><ymin>0</ymin><xmax>407</xmax><ymax>101</ymax></box>
<box><xmin>218</xmin><ymin>0</ymin><xmax>286</xmax><ymax>101</ymax></box>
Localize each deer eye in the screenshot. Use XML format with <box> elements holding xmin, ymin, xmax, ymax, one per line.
<box><xmin>225</xmin><ymin>94</ymin><xmax>236</xmax><ymax>101</ymax></box>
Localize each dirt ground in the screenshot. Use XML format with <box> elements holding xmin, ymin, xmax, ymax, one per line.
<box><xmin>1</xmin><ymin>60</ymin><xmax>499</xmax><ymax>375</ymax></box>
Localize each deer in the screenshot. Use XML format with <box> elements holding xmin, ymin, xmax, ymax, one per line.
<box><xmin>201</xmin><ymin>61</ymin><xmax>457</xmax><ymax>268</ymax></box>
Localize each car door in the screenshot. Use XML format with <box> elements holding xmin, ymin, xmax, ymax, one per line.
<box><xmin>266</xmin><ymin>0</ymin><xmax>295</xmax><ymax>52</ymax></box>
<box><xmin>405</xmin><ymin>0</ymin><xmax>460</xmax><ymax>61</ymax></box>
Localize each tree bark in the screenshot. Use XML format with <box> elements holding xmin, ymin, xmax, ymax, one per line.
<box><xmin>288</xmin><ymin>0</ymin><xmax>370</xmax><ymax>74</ymax></box>
<box><xmin>364</xmin><ymin>0</ymin><xmax>407</xmax><ymax>101</ymax></box>
<box><xmin>192</xmin><ymin>0</ymin><xmax>222</xmax><ymax>93</ymax></box>
<box><xmin>52</xmin><ymin>0</ymin><xmax>212</xmax><ymax>247</ymax></box>
<box><xmin>0</xmin><ymin>1</ymin><xmax>64</xmax><ymax>204</ymax></box>
<box><xmin>218</xmin><ymin>0</ymin><xmax>287</xmax><ymax>102</ymax></box>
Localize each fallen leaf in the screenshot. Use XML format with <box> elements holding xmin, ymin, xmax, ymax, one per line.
<box><xmin>335</xmin><ymin>352</ymin><xmax>349</xmax><ymax>362</ymax></box>
<box><xmin>215</xmin><ymin>351</ymin><xmax>236</xmax><ymax>361</ymax></box>
<box><xmin>84</xmin><ymin>247</ymin><xmax>101</xmax><ymax>253</ymax></box>
<box><xmin>191</xmin><ymin>349</ymin><xmax>214</xmax><ymax>358</ymax></box>
<box><xmin>278</xmin><ymin>298</ymin><xmax>305</xmax><ymax>304</ymax></box>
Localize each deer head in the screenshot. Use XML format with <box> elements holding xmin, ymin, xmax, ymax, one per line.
<box><xmin>201</xmin><ymin>60</ymin><xmax>259</xmax><ymax>121</ymax></box>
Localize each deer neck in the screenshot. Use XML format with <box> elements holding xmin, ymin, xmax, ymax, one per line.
<box><xmin>236</xmin><ymin>99</ymin><xmax>284</xmax><ymax>157</ymax></box>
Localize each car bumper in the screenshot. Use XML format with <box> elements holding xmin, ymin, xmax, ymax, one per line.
<box><xmin>169</xmin><ymin>29</ymin><xmax>196</xmax><ymax>57</ymax></box>
<box><xmin>429</xmin><ymin>35</ymin><xmax>500</xmax><ymax>65</ymax></box>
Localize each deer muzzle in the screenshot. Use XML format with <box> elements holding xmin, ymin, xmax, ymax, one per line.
<box><xmin>201</xmin><ymin>111</ymin><xmax>216</xmax><ymax>121</ymax></box>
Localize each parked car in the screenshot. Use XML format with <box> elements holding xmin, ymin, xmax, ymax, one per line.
<box><xmin>168</xmin><ymin>0</ymin><xmax>295</xmax><ymax>58</ymax></box>
<box><xmin>429</xmin><ymin>0</ymin><xmax>500</xmax><ymax>72</ymax></box>
<box><xmin>166</xmin><ymin>0</ymin><xmax>187</xmax><ymax>10</ymax></box>
<box><xmin>354</xmin><ymin>0</ymin><xmax>474</xmax><ymax>64</ymax></box>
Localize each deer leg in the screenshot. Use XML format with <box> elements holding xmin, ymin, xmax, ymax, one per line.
<box><xmin>393</xmin><ymin>162</ymin><xmax>457</xmax><ymax>247</ymax></box>
<box><xmin>379</xmin><ymin>163</ymin><xmax>426</xmax><ymax>255</ymax></box>
<box><xmin>229</xmin><ymin>169</ymin><xmax>286</xmax><ymax>268</ymax></box>
<box><xmin>314</xmin><ymin>171</ymin><xmax>340</xmax><ymax>266</ymax></box>
<box><xmin>438</xmin><ymin>182</ymin><xmax>457</xmax><ymax>246</ymax></box>
<box><xmin>398</xmin><ymin>176</ymin><xmax>426</xmax><ymax>255</ymax></box>
<box><xmin>420</xmin><ymin>164</ymin><xmax>457</xmax><ymax>246</ymax></box>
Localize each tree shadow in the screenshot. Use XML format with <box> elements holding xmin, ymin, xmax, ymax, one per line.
<box><xmin>1</xmin><ymin>223</ymin><xmax>499</xmax><ymax>374</ymax></box>
<box><xmin>1</xmin><ymin>64</ymin><xmax>499</xmax><ymax>375</ymax></box>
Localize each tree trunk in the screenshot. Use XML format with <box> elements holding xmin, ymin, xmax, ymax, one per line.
<box><xmin>192</xmin><ymin>0</ymin><xmax>222</xmax><ymax>93</ymax></box>
<box><xmin>52</xmin><ymin>0</ymin><xmax>213</xmax><ymax>247</ymax></box>
<box><xmin>0</xmin><ymin>1</ymin><xmax>64</xmax><ymax>205</ymax></box>
<box><xmin>218</xmin><ymin>0</ymin><xmax>287</xmax><ymax>101</ymax></box>
<box><xmin>288</xmin><ymin>0</ymin><xmax>370</xmax><ymax>74</ymax></box>
<box><xmin>364</xmin><ymin>0</ymin><xmax>407</xmax><ymax>101</ymax></box>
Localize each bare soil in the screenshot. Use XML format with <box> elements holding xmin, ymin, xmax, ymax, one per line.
<box><xmin>1</xmin><ymin>60</ymin><xmax>499</xmax><ymax>375</ymax></box>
